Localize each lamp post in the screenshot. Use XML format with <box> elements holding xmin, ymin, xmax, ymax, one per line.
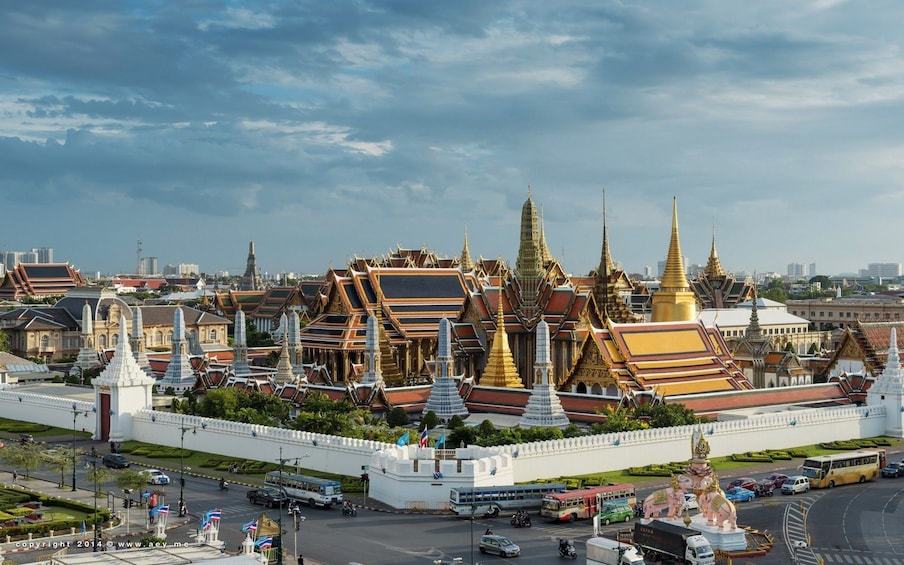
<box><xmin>178</xmin><ymin>419</ymin><xmax>197</xmax><ymax>516</ymax></box>
<box><xmin>71</xmin><ymin>403</ymin><xmax>87</xmax><ymax>491</ymax></box>
<box><xmin>92</xmin><ymin>458</ymin><xmax>100</xmax><ymax>552</ymax></box>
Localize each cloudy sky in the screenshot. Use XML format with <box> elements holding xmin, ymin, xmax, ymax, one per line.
<box><xmin>2</xmin><ymin>1</ymin><xmax>903</xmax><ymax>279</ymax></box>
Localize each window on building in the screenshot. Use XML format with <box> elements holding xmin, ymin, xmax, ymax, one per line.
<box><xmin>40</xmin><ymin>335</ymin><xmax>49</xmax><ymax>349</ymax></box>
<box><xmin>209</xmin><ymin>329</ymin><xmax>217</xmax><ymax>341</ymax></box>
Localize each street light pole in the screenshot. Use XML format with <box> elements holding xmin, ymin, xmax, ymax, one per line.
<box><xmin>92</xmin><ymin>458</ymin><xmax>100</xmax><ymax>552</ymax></box>
<box><xmin>179</xmin><ymin>419</ymin><xmax>197</xmax><ymax>516</ymax></box>
<box><xmin>71</xmin><ymin>403</ymin><xmax>85</xmax><ymax>492</ymax></box>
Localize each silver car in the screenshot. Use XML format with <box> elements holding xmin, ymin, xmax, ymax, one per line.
<box><xmin>479</xmin><ymin>534</ymin><xmax>520</xmax><ymax>557</ymax></box>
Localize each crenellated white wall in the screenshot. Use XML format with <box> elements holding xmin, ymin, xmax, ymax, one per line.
<box><xmin>130</xmin><ymin>410</ymin><xmax>388</xmax><ymax>477</ymax></box>
<box><xmin>493</xmin><ymin>405</ymin><xmax>887</xmax><ymax>482</ymax></box>
<box><xmin>0</xmin><ymin>390</ymin><xmax>96</xmax><ymax>436</ymax></box>
<box><xmin>367</xmin><ymin>446</ymin><xmax>514</xmax><ymax>510</ymax></box>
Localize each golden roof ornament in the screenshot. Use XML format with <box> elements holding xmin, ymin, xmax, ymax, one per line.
<box><xmin>693</xmin><ymin>432</ymin><xmax>711</xmax><ymax>461</ymax></box>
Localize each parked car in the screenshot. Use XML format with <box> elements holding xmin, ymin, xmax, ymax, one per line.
<box><xmin>727</xmin><ymin>477</ymin><xmax>757</xmax><ymax>491</ymax></box>
<box><xmin>102</xmin><ymin>453</ymin><xmax>130</xmax><ymax>469</ymax></box>
<box><xmin>724</xmin><ymin>487</ymin><xmax>756</xmax><ymax>503</ymax></box>
<box><xmin>781</xmin><ymin>476</ymin><xmax>810</xmax><ymax>495</ymax></box>
<box><xmin>881</xmin><ymin>461</ymin><xmax>904</xmax><ymax>478</ymax></box>
<box><xmin>597</xmin><ymin>502</ymin><xmax>633</xmax><ymax>525</ymax></box>
<box><xmin>141</xmin><ymin>469</ymin><xmax>171</xmax><ymax>485</ymax></box>
<box><xmin>479</xmin><ymin>534</ymin><xmax>520</xmax><ymax>557</ymax></box>
<box><xmin>682</xmin><ymin>493</ymin><xmax>699</xmax><ymax>511</ymax></box>
<box><xmin>763</xmin><ymin>473</ymin><xmax>789</xmax><ymax>489</ymax></box>
<box><xmin>247</xmin><ymin>488</ymin><xmax>288</xmax><ymax>508</ymax></box>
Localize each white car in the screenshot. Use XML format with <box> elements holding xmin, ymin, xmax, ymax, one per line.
<box><xmin>142</xmin><ymin>469</ymin><xmax>171</xmax><ymax>485</ymax></box>
<box><xmin>683</xmin><ymin>493</ymin><xmax>698</xmax><ymax>511</ymax></box>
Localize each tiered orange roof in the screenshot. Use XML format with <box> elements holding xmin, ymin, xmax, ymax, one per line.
<box><xmin>0</xmin><ymin>264</ymin><xmax>86</xmax><ymax>299</ymax></box>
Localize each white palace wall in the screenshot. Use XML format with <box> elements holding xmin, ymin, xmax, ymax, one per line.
<box><xmin>0</xmin><ymin>387</ymin><xmax>888</xmax><ymax>509</ymax></box>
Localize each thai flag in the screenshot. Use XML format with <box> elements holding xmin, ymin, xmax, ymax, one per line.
<box><xmin>419</xmin><ymin>428</ymin><xmax>429</xmax><ymax>447</ymax></box>
<box><xmin>201</xmin><ymin>518</ymin><xmax>211</xmax><ymax>531</ymax></box>
<box><xmin>156</xmin><ymin>505</ymin><xmax>169</xmax><ymax>515</ymax></box>
<box><xmin>207</xmin><ymin>509</ymin><xmax>222</xmax><ymax>521</ymax></box>
<box><xmin>255</xmin><ymin>535</ymin><xmax>273</xmax><ymax>549</ymax></box>
<box><xmin>242</xmin><ymin>519</ymin><xmax>258</xmax><ymax>532</ymax></box>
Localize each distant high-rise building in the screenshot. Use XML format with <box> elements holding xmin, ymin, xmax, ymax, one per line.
<box><xmin>787</xmin><ymin>263</ymin><xmax>808</xmax><ymax>277</ymax></box>
<box><xmin>809</xmin><ymin>263</ymin><xmax>817</xmax><ymax>277</ymax></box>
<box><xmin>32</xmin><ymin>247</ymin><xmax>53</xmax><ymax>263</ymax></box>
<box><xmin>860</xmin><ymin>263</ymin><xmax>903</xmax><ymax>278</ymax></box>
<box><xmin>163</xmin><ymin>264</ymin><xmax>178</xmax><ymax>276</ymax></box>
<box><xmin>21</xmin><ymin>250</ymin><xmax>38</xmax><ymax>264</ymax></box>
<box><xmin>138</xmin><ymin>257</ymin><xmax>159</xmax><ymax>276</ymax></box>
<box><xmin>3</xmin><ymin>251</ymin><xmax>22</xmax><ymax>271</ymax></box>
<box><xmin>178</xmin><ymin>263</ymin><xmax>200</xmax><ymax>276</ymax></box>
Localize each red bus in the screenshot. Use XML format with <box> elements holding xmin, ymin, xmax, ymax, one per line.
<box><xmin>540</xmin><ymin>483</ymin><xmax>636</xmax><ymax>522</ymax></box>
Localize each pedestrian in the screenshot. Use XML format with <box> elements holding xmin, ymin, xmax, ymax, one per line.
<box><xmin>110</xmin><ymin>440</ymin><xmax>115</xmax><ymax>453</ymax></box>
<box><xmin>90</xmin><ymin>446</ymin><xmax>97</xmax><ymax>458</ymax></box>
<box><xmin>12</xmin><ymin>470</ymin><xmax>18</xmax><ymax>485</ymax></box>
<box><xmin>297</xmin><ymin>555</ymin><xmax>304</xmax><ymax>565</ymax></box>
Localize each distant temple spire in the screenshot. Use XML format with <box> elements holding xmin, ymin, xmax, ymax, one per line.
<box><xmin>361</xmin><ymin>312</ymin><xmax>383</xmax><ymax>385</ymax></box>
<box><xmin>239</xmin><ymin>240</ymin><xmax>262</xmax><ymax>291</ymax></box>
<box><xmin>459</xmin><ymin>225</ymin><xmax>474</xmax><ymax>272</ymax></box>
<box><xmin>71</xmin><ymin>301</ymin><xmax>101</xmax><ymax>376</ymax></box>
<box><xmin>480</xmin><ymin>284</ymin><xmax>523</xmax><ymax>388</ymax></box>
<box><xmin>423</xmin><ymin>318</ymin><xmax>469</xmax><ymax>422</ymax></box>
<box><xmin>515</xmin><ymin>188</ymin><xmax>543</xmax><ymax>323</ymax></box>
<box><xmin>519</xmin><ymin>317</ymin><xmax>569</xmax><ymax>428</ymax></box>
<box><xmin>232</xmin><ymin>309</ymin><xmax>253</xmax><ymax>378</ymax></box>
<box><xmin>703</xmin><ymin>220</ymin><xmax>725</xmax><ymax>278</ymax></box>
<box><xmin>539</xmin><ymin>205</ymin><xmax>553</xmax><ymax>265</ymax></box>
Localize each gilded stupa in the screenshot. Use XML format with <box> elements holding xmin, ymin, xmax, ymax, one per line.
<box><xmin>651</xmin><ymin>197</ymin><xmax>697</xmax><ymax>322</ymax></box>
<box><xmin>480</xmin><ymin>287</ymin><xmax>523</xmax><ymax>388</ymax></box>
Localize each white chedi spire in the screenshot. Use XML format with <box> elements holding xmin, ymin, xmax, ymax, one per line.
<box><xmin>130</xmin><ymin>307</ymin><xmax>153</xmax><ymax>376</ymax></box>
<box><xmin>423</xmin><ymin>318</ymin><xmax>469</xmax><ymax>422</ymax></box>
<box><xmin>71</xmin><ymin>301</ymin><xmax>101</xmax><ymax>375</ymax></box>
<box><xmin>288</xmin><ymin>309</ymin><xmax>302</xmax><ymax>365</ymax></box>
<box><xmin>519</xmin><ymin>319</ymin><xmax>570</xmax><ymax>428</ymax></box>
<box><xmin>232</xmin><ymin>309</ymin><xmax>252</xmax><ymax>377</ymax></box>
<box><xmin>361</xmin><ymin>313</ymin><xmax>383</xmax><ymax>384</ymax></box>
<box><xmin>867</xmin><ymin>326</ymin><xmax>904</xmax><ymax>438</ymax></box>
<box><xmin>159</xmin><ymin>306</ymin><xmax>195</xmax><ymax>393</ymax></box>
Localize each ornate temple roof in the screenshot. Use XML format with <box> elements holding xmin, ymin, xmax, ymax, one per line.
<box><xmin>0</xmin><ymin>264</ymin><xmax>86</xmax><ymax>300</ymax></box>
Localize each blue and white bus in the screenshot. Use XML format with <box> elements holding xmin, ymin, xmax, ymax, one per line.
<box><xmin>264</xmin><ymin>471</ymin><xmax>344</xmax><ymax>508</ymax></box>
<box><xmin>449</xmin><ymin>483</ymin><xmax>567</xmax><ymax>517</ymax></box>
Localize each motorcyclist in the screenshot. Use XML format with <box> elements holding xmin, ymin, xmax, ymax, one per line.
<box><xmin>559</xmin><ymin>538</ymin><xmax>568</xmax><ymax>552</ymax></box>
<box><xmin>218</xmin><ymin>477</ymin><xmax>227</xmax><ymax>490</ymax></box>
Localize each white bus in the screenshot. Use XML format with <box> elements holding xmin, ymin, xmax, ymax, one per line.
<box><xmin>449</xmin><ymin>483</ymin><xmax>566</xmax><ymax>517</ymax></box>
<box><xmin>264</xmin><ymin>471</ymin><xmax>344</xmax><ymax>508</ymax></box>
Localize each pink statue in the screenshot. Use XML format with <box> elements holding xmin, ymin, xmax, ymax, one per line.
<box><xmin>699</xmin><ymin>478</ymin><xmax>737</xmax><ymax>530</ymax></box>
<box><xmin>642</xmin><ymin>474</ymin><xmax>692</xmax><ymax>520</ymax></box>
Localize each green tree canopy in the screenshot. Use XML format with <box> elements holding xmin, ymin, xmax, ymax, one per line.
<box><xmin>386</xmin><ymin>407</ymin><xmax>410</xmax><ymax>427</ymax></box>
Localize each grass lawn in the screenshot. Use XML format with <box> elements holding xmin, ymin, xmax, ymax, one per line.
<box><xmin>0</xmin><ymin>417</ymin><xmax>92</xmax><ymax>442</ymax></box>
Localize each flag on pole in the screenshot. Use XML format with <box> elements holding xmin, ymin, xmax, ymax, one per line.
<box><xmin>255</xmin><ymin>535</ymin><xmax>273</xmax><ymax>549</ymax></box>
<box><xmin>436</xmin><ymin>433</ymin><xmax>445</xmax><ymax>448</ymax></box>
<box><xmin>201</xmin><ymin>518</ymin><xmax>211</xmax><ymax>531</ymax></box>
<box><xmin>156</xmin><ymin>505</ymin><xmax>169</xmax><ymax>515</ymax></box>
<box><xmin>242</xmin><ymin>519</ymin><xmax>258</xmax><ymax>532</ymax></box>
<box><xmin>419</xmin><ymin>428</ymin><xmax>429</xmax><ymax>447</ymax></box>
<box><xmin>396</xmin><ymin>432</ymin><xmax>409</xmax><ymax>446</ymax></box>
<box><xmin>206</xmin><ymin>509</ymin><xmax>222</xmax><ymax>521</ymax></box>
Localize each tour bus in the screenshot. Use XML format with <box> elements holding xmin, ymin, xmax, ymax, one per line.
<box><xmin>264</xmin><ymin>471</ymin><xmax>344</xmax><ymax>507</ymax></box>
<box><xmin>540</xmin><ymin>483</ymin><xmax>637</xmax><ymax>522</ymax></box>
<box><xmin>449</xmin><ymin>483</ymin><xmax>567</xmax><ymax>517</ymax></box>
<box><xmin>799</xmin><ymin>449</ymin><xmax>883</xmax><ymax>489</ymax></box>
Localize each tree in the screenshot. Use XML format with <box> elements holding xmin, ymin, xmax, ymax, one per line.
<box><xmin>448</xmin><ymin>426</ymin><xmax>477</xmax><ymax>448</ymax></box>
<box><xmin>115</xmin><ymin>468</ymin><xmax>149</xmax><ymax>502</ymax></box>
<box><xmin>42</xmin><ymin>446</ymin><xmax>79</xmax><ymax>488</ymax></box>
<box><xmin>386</xmin><ymin>407</ymin><xmax>410</xmax><ymax>427</ymax></box>
<box><xmin>447</xmin><ymin>414</ymin><xmax>465</xmax><ymax>429</ymax></box>
<box><xmin>0</xmin><ymin>443</ymin><xmax>44</xmax><ymax>479</ymax></box>
<box><xmin>0</xmin><ymin>328</ymin><xmax>9</xmax><ymax>353</ymax></box>
<box><xmin>290</xmin><ymin>392</ymin><xmax>361</xmax><ymax>436</ymax></box>
<box><xmin>86</xmin><ymin>464</ymin><xmax>114</xmax><ymax>496</ymax></box>
<box><xmin>421</xmin><ymin>411</ymin><xmax>439</xmax><ymax>431</ymax></box>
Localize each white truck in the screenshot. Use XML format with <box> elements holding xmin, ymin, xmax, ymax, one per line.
<box><xmin>586</xmin><ymin>536</ymin><xmax>645</xmax><ymax>565</ymax></box>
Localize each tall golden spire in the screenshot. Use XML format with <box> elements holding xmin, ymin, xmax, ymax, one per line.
<box><xmin>460</xmin><ymin>224</ymin><xmax>473</xmax><ymax>272</ymax></box>
<box><xmin>703</xmin><ymin>220</ymin><xmax>725</xmax><ymax>278</ymax></box>
<box><xmin>481</xmin><ymin>281</ymin><xmax>523</xmax><ymax>388</ymax></box>
<box><xmin>652</xmin><ymin>197</ymin><xmax>697</xmax><ymax>322</ymax></box>
<box><xmin>539</xmin><ymin>205</ymin><xmax>553</xmax><ymax>265</ymax></box>
<box><xmin>599</xmin><ymin>190</ymin><xmax>616</xmax><ymax>276</ymax></box>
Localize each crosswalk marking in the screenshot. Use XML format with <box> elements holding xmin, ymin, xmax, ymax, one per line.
<box><xmin>817</xmin><ymin>553</ymin><xmax>904</xmax><ymax>565</ymax></box>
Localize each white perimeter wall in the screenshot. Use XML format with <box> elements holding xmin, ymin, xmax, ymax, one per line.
<box><xmin>0</xmin><ymin>390</ymin><xmax>96</xmax><ymax>435</ymax></box>
<box><xmin>0</xmin><ymin>388</ymin><xmax>887</xmax><ymax>505</ymax></box>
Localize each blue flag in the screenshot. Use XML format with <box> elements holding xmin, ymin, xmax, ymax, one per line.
<box><xmin>436</xmin><ymin>433</ymin><xmax>445</xmax><ymax>448</ymax></box>
<box><xmin>396</xmin><ymin>432</ymin><xmax>409</xmax><ymax>446</ymax></box>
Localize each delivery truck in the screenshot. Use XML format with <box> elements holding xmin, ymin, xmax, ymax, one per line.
<box><xmin>586</xmin><ymin>536</ymin><xmax>645</xmax><ymax>565</ymax></box>
<box><xmin>632</xmin><ymin>520</ymin><xmax>715</xmax><ymax>565</ymax></box>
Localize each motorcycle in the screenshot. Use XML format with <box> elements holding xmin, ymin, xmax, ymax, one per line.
<box><xmin>510</xmin><ymin>512</ymin><xmax>531</xmax><ymax>528</ymax></box>
<box><xmin>218</xmin><ymin>479</ymin><xmax>229</xmax><ymax>491</ymax></box>
<box><xmin>342</xmin><ymin>504</ymin><xmax>357</xmax><ymax>517</ymax></box>
<box><xmin>558</xmin><ymin>540</ymin><xmax>577</xmax><ymax>559</ymax></box>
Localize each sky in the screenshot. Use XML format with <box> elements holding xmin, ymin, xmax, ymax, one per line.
<box><xmin>2</xmin><ymin>1</ymin><xmax>903</xmax><ymax>279</ymax></box>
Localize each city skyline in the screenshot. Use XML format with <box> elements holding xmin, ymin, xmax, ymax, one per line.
<box><xmin>2</xmin><ymin>2</ymin><xmax>904</xmax><ymax>276</ymax></box>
